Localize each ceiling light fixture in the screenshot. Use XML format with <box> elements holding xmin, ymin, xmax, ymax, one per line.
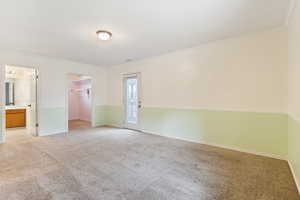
<box><xmin>96</xmin><ymin>30</ymin><xmax>112</xmax><ymax>41</ymax></box>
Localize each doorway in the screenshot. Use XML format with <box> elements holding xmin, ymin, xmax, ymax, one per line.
<box><xmin>123</xmin><ymin>73</ymin><xmax>141</xmax><ymax>130</ymax></box>
<box><xmin>2</xmin><ymin>65</ymin><xmax>38</xmax><ymax>142</ymax></box>
<box><xmin>67</xmin><ymin>74</ymin><xmax>93</xmax><ymax>130</ymax></box>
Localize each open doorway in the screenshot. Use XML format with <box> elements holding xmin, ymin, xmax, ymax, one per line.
<box><xmin>3</xmin><ymin>65</ymin><xmax>38</xmax><ymax>142</ymax></box>
<box><xmin>67</xmin><ymin>74</ymin><xmax>92</xmax><ymax>131</ymax></box>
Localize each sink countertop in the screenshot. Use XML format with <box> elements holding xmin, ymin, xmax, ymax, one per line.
<box><xmin>5</xmin><ymin>106</ymin><xmax>28</xmax><ymax>110</ymax></box>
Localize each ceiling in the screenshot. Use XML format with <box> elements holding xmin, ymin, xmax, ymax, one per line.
<box><xmin>0</xmin><ymin>0</ymin><xmax>291</xmax><ymax>67</ymax></box>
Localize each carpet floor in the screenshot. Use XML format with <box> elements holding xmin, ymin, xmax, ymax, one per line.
<box><xmin>0</xmin><ymin>127</ymin><xmax>299</xmax><ymax>200</ymax></box>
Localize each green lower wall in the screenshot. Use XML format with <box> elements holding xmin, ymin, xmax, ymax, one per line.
<box><xmin>106</xmin><ymin>105</ymin><xmax>288</xmax><ymax>158</ymax></box>
<box><xmin>0</xmin><ymin>105</ymin><xmax>289</xmax><ymax>160</ymax></box>
<box><xmin>106</xmin><ymin>105</ymin><xmax>124</xmax><ymax>126</ymax></box>
<box><xmin>94</xmin><ymin>105</ymin><xmax>109</xmax><ymax>126</ymax></box>
<box><xmin>39</xmin><ymin>107</ymin><xmax>67</xmax><ymax>136</ymax></box>
<box><xmin>288</xmin><ymin>116</ymin><xmax>300</xmax><ymax>190</ymax></box>
<box><xmin>39</xmin><ymin>105</ymin><xmax>110</xmax><ymax>135</ymax></box>
<box><xmin>0</xmin><ymin>105</ymin><xmax>295</xmax><ymax>186</ymax></box>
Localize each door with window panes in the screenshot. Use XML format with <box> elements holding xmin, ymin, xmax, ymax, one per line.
<box><xmin>123</xmin><ymin>73</ymin><xmax>141</xmax><ymax>130</ymax></box>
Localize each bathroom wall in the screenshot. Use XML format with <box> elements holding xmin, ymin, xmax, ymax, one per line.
<box><xmin>5</xmin><ymin>66</ymin><xmax>33</xmax><ymax>107</ymax></box>
<box><xmin>14</xmin><ymin>79</ymin><xmax>31</xmax><ymax>106</ymax></box>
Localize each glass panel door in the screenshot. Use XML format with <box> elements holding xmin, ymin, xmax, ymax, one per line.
<box><xmin>126</xmin><ymin>77</ymin><xmax>138</xmax><ymax>124</ymax></box>
<box><xmin>124</xmin><ymin>74</ymin><xmax>140</xmax><ymax>129</ymax></box>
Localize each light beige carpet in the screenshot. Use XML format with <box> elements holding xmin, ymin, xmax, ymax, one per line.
<box><xmin>0</xmin><ymin>127</ymin><xmax>299</xmax><ymax>200</ymax></box>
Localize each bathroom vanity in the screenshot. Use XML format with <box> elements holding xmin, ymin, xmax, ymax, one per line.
<box><xmin>5</xmin><ymin>107</ymin><xmax>27</xmax><ymax>128</ymax></box>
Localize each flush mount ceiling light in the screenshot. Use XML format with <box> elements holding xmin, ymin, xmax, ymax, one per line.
<box><xmin>96</xmin><ymin>30</ymin><xmax>112</xmax><ymax>41</ymax></box>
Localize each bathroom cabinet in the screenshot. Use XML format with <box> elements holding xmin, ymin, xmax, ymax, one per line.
<box><xmin>6</xmin><ymin>109</ymin><xmax>26</xmax><ymax>128</ymax></box>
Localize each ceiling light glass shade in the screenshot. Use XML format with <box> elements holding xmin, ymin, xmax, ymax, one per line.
<box><xmin>96</xmin><ymin>30</ymin><xmax>112</xmax><ymax>41</ymax></box>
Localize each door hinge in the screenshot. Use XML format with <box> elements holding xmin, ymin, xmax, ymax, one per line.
<box><xmin>36</xmin><ymin>75</ymin><xmax>39</xmax><ymax>80</ymax></box>
<box><xmin>36</xmin><ymin>123</ymin><xmax>39</xmax><ymax>127</ymax></box>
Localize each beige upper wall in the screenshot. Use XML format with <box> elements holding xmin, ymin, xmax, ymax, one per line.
<box><xmin>0</xmin><ymin>50</ymin><xmax>108</xmax><ymax>108</ymax></box>
<box><xmin>108</xmin><ymin>28</ymin><xmax>288</xmax><ymax>113</ymax></box>
<box><xmin>0</xmin><ymin>28</ymin><xmax>288</xmax><ymax>114</ymax></box>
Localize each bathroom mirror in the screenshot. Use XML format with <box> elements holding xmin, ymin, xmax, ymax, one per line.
<box><xmin>5</xmin><ymin>81</ymin><xmax>15</xmax><ymax>106</ymax></box>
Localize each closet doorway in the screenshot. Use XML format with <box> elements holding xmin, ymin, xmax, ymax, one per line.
<box><xmin>67</xmin><ymin>74</ymin><xmax>93</xmax><ymax>131</ymax></box>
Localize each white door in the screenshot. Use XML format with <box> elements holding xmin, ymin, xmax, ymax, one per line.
<box><xmin>29</xmin><ymin>69</ymin><xmax>38</xmax><ymax>136</ymax></box>
<box><xmin>123</xmin><ymin>74</ymin><xmax>141</xmax><ymax>130</ymax></box>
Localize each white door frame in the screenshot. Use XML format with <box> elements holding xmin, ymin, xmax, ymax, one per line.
<box><xmin>0</xmin><ymin>65</ymin><xmax>5</xmax><ymax>143</ymax></box>
<box><xmin>31</xmin><ymin>68</ymin><xmax>39</xmax><ymax>137</ymax></box>
<box><xmin>123</xmin><ymin>72</ymin><xmax>141</xmax><ymax>130</ymax></box>
<box><xmin>0</xmin><ymin>65</ymin><xmax>40</xmax><ymax>143</ymax></box>
<box><xmin>65</xmin><ymin>74</ymin><xmax>95</xmax><ymax>131</ymax></box>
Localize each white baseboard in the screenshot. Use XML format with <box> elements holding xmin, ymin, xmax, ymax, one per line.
<box><xmin>103</xmin><ymin>124</ymin><xmax>124</xmax><ymax>129</ymax></box>
<box><xmin>103</xmin><ymin>124</ymin><xmax>286</xmax><ymax>160</ymax></box>
<box><xmin>39</xmin><ymin>129</ymin><xmax>67</xmax><ymax>137</ymax></box>
<box><xmin>288</xmin><ymin>160</ymin><xmax>300</xmax><ymax>194</ymax></box>
<box><xmin>141</xmin><ymin>130</ymin><xmax>286</xmax><ymax>161</ymax></box>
